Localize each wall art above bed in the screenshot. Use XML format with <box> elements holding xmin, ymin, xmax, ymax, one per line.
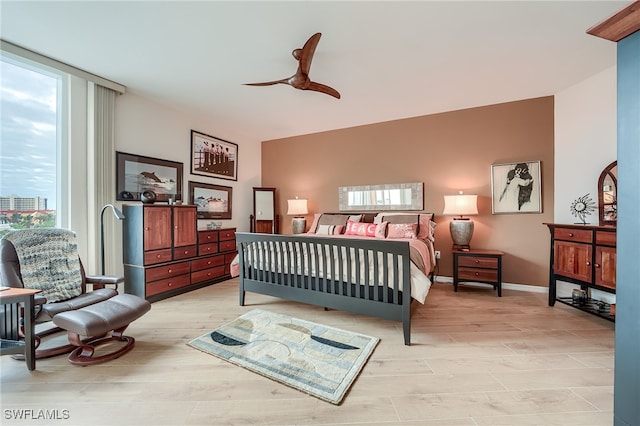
<box><xmin>338</xmin><ymin>182</ymin><xmax>423</xmax><ymax>211</ymax></box>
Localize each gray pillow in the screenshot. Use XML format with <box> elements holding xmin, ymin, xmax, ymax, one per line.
<box><xmin>317</xmin><ymin>214</ymin><xmax>351</xmax><ymax>227</ymax></box>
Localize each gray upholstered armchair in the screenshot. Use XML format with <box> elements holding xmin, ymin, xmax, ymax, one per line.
<box><xmin>0</xmin><ymin>228</ymin><xmax>148</xmax><ymax>364</ymax></box>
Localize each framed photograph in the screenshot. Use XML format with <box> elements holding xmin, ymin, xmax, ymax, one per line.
<box><xmin>491</xmin><ymin>161</ymin><xmax>542</xmax><ymax>214</ymax></box>
<box><xmin>189</xmin><ymin>181</ymin><xmax>232</xmax><ymax>219</ymax></box>
<box><xmin>191</xmin><ymin>130</ymin><xmax>238</xmax><ymax>181</ymax></box>
<box><xmin>116</xmin><ymin>152</ymin><xmax>183</xmax><ymax>202</ymax></box>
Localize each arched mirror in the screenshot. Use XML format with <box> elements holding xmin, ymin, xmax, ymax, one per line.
<box><xmin>251</xmin><ymin>187</ymin><xmax>279</xmax><ymax>233</ymax></box>
<box><xmin>598</xmin><ymin>161</ymin><xmax>617</xmax><ymax>227</ymax></box>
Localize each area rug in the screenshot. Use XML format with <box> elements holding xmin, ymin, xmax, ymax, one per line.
<box><xmin>187</xmin><ymin>309</ymin><xmax>379</xmax><ymax>404</ymax></box>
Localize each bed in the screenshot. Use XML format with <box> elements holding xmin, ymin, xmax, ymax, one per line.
<box><xmin>233</xmin><ymin>212</ymin><xmax>436</xmax><ymax>345</ymax></box>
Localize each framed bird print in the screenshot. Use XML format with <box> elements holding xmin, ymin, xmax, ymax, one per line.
<box><xmin>491</xmin><ymin>161</ymin><xmax>542</xmax><ymax>214</ymax></box>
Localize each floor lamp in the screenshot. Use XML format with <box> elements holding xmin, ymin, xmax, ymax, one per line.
<box><xmin>100</xmin><ymin>204</ymin><xmax>125</xmax><ymax>275</ymax></box>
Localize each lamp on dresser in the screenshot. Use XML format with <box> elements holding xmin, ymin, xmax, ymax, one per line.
<box><xmin>443</xmin><ymin>192</ymin><xmax>478</xmax><ymax>251</ymax></box>
<box><xmin>287</xmin><ymin>197</ymin><xmax>308</xmax><ymax>234</ymax></box>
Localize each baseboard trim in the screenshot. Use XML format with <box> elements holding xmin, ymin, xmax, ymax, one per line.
<box><xmin>433</xmin><ymin>276</ymin><xmax>548</xmax><ymax>294</ymax></box>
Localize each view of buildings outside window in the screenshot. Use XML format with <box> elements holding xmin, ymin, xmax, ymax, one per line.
<box><xmin>0</xmin><ymin>57</ymin><xmax>59</xmax><ymax>236</ymax></box>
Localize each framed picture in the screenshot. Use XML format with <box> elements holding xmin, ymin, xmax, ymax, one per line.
<box><xmin>116</xmin><ymin>152</ymin><xmax>183</xmax><ymax>202</ymax></box>
<box><xmin>191</xmin><ymin>130</ymin><xmax>238</xmax><ymax>181</ymax></box>
<box><xmin>491</xmin><ymin>161</ymin><xmax>542</xmax><ymax>214</ymax></box>
<box><xmin>189</xmin><ymin>181</ymin><xmax>232</xmax><ymax>219</ymax></box>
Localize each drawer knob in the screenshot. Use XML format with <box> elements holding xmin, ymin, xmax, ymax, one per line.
<box><xmin>168</xmin><ymin>269</ymin><xmax>172</xmax><ymax>273</ymax></box>
<box><xmin>207</xmin><ymin>261</ymin><xmax>212</xmax><ymax>265</ymax></box>
<box><xmin>474</xmin><ymin>272</ymin><xmax>479</xmax><ymax>276</ymax></box>
<box><xmin>168</xmin><ymin>282</ymin><xmax>173</xmax><ymax>287</ymax></box>
<box><xmin>474</xmin><ymin>260</ymin><xmax>480</xmax><ymax>264</ymax></box>
<box><xmin>156</xmin><ymin>254</ymin><xmax>161</xmax><ymax>259</ymax></box>
<box><xmin>569</xmin><ymin>233</ymin><xmax>574</xmax><ymax>237</ymax></box>
<box><xmin>184</xmin><ymin>250</ymin><xmax>189</xmax><ymax>254</ymax></box>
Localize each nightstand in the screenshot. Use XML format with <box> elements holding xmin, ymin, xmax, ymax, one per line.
<box><xmin>452</xmin><ymin>249</ymin><xmax>504</xmax><ymax>297</ymax></box>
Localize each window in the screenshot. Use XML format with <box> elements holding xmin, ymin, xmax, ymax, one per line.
<box><xmin>0</xmin><ymin>54</ymin><xmax>63</xmax><ymax>236</ymax></box>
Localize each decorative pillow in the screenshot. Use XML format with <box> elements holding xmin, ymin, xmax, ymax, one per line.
<box><xmin>307</xmin><ymin>213</ymin><xmax>323</xmax><ymax>233</ymax></box>
<box><xmin>375</xmin><ymin>221</ymin><xmax>388</xmax><ymax>239</ymax></box>
<box><xmin>386</xmin><ymin>223</ymin><xmax>418</xmax><ymax>239</ymax></box>
<box><xmin>344</xmin><ymin>220</ymin><xmax>378</xmax><ymax>237</ymax></box>
<box><xmin>317</xmin><ymin>214</ymin><xmax>351</xmax><ymax>227</ymax></box>
<box><xmin>348</xmin><ymin>214</ymin><xmax>363</xmax><ymax>223</ymax></box>
<box><xmin>315</xmin><ymin>224</ymin><xmax>344</xmax><ymax>235</ymax></box>
<box><xmin>418</xmin><ymin>213</ymin><xmax>436</xmax><ymax>241</ymax></box>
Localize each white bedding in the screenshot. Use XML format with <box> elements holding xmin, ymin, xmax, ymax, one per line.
<box><xmin>232</xmin><ymin>234</ymin><xmax>432</xmax><ymax>304</ymax></box>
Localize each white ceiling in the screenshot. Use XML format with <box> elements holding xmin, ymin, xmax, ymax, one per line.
<box><xmin>0</xmin><ymin>1</ymin><xmax>626</xmax><ymax>142</ymax></box>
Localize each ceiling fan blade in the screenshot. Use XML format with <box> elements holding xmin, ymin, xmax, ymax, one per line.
<box><xmin>298</xmin><ymin>32</ymin><xmax>321</xmax><ymax>75</ymax></box>
<box><xmin>306</xmin><ymin>81</ymin><xmax>341</xmax><ymax>99</ymax></box>
<box><xmin>244</xmin><ymin>78</ymin><xmax>288</xmax><ymax>87</ymax></box>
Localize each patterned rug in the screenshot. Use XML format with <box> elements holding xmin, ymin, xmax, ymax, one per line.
<box><xmin>187</xmin><ymin>309</ymin><xmax>379</xmax><ymax>404</ymax></box>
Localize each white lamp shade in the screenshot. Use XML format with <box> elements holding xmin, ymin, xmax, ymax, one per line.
<box><xmin>287</xmin><ymin>198</ymin><xmax>308</xmax><ymax>216</ymax></box>
<box><xmin>443</xmin><ymin>194</ymin><xmax>478</xmax><ymax>216</ymax></box>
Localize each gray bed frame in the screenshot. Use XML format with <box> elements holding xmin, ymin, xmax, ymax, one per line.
<box><xmin>235</xmin><ymin>232</ymin><xmax>415</xmax><ymax>345</ymax></box>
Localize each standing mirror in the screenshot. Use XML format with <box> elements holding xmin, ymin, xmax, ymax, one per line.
<box><xmin>251</xmin><ymin>187</ymin><xmax>279</xmax><ymax>233</ymax></box>
<box><xmin>598</xmin><ymin>161</ymin><xmax>617</xmax><ymax>227</ymax></box>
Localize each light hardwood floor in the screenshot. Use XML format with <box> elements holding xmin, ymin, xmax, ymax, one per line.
<box><xmin>1</xmin><ymin>279</ymin><xmax>614</xmax><ymax>425</ymax></box>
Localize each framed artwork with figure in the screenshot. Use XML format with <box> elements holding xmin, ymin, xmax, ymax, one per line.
<box><xmin>491</xmin><ymin>161</ymin><xmax>542</xmax><ymax>214</ymax></box>
<box><xmin>190</xmin><ymin>130</ymin><xmax>238</xmax><ymax>181</ymax></box>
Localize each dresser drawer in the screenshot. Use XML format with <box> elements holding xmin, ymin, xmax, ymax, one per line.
<box><xmin>146</xmin><ymin>261</ymin><xmax>191</xmax><ymax>283</ymax></box>
<box><xmin>192</xmin><ymin>255</ymin><xmax>225</xmax><ymax>272</ymax></box>
<box><xmin>458</xmin><ymin>256</ymin><xmax>498</xmax><ymax>269</ymax></box>
<box><xmin>219</xmin><ymin>229</ymin><xmax>236</xmax><ymax>241</ymax></box>
<box><xmin>198</xmin><ymin>242</ymin><xmax>218</xmax><ymax>256</ymax></box>
<box><xmin>199</xmin><ymin>230</ymin><xmax>219</xmax><ymax>244</ymax></box>
<box><xmin>146</xmin><ymin>273</ymin><xmax>191</xmax><ymax>297</ymax></box>
<box><xmin>174</xmin><ymin>245</ymin><xmax>197</xmax><ymax>260</ymax></box>
<box><xmin>219</xmin><ymin>240</ymin><xmax>236</xmax><ymax>252</ymax></box>
<box><xmin>144</xmin><ymin>249</ymin><xmax>172</xmax><ymax>266</ymax></box>
<box><xmin>458</xmin><ymin>267</ymin><xmax>498</xmax><ymax>283</ymax></box>
<box><xmin>191</xmin><ymin>266</ymin><xmax>226</xmax><ymax>283</ymax></box>
<box><xmin>554</xmin><ymin>228</ymin><xmax>592</xmax><ymax>243</ymax></box>
<box><xmin>596</xmin><ymin>231</ymin><xmax>616</xmax><ymax>246</ymax></box>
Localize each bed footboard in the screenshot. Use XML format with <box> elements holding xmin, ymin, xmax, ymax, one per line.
<box><xmin>235</xmin><ymin>232</ymin><xmax>414</xmax><ymax>345</ymax></box>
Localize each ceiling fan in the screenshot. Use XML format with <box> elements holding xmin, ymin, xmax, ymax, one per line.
<box><xmin>245</xmin><ymin>32</ymin><xmax>341</xmax><ymax>99</ymax></box>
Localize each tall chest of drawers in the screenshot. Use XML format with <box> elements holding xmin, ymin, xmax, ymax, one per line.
<box><xmin>122</xmin><ymin>204</ymin><xmax>236</xmax><ymax>302</ymax></box>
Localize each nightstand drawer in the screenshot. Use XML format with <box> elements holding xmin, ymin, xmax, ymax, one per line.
<box><xmin>458</xmin><ymin>267</ymin><xmax>498</xmax><ymax>283</ymax></box>
<box><xmin>458</xmin><ymin>256</ymin><xmax>498</xmax><ymax>269</ymax></box>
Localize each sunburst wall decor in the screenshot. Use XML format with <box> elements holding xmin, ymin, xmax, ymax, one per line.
<box><xmin>570</xmin><ymin>193</ymin><xmax>596</xmax><ymax>224</ymax></box>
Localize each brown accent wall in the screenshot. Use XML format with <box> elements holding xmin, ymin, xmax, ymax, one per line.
<box><xmin>262</xmin><ymin>96</ymin><xmax>554</xmax><ymax>286</ymax></box>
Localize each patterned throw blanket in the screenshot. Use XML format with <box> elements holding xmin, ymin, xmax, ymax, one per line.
<box><xmin>3</xmin><ymin>228</ymin><xmax>83</xmax><ymax>303</ymax></box>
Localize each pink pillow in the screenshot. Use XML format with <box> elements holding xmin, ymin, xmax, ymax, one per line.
<box><xmin>387</xmin><ymin>223</ymin><xmax>418</xmax><ymax>239</ymax></box>
<box><xmin>344</xmin><ymin>220</ymin><xmax>377</xmax><ymax>237</ymax></box>
<box><xmin>307</xmin><ymin>213</ymin><xmax>322</xmax><ymax>233</ymax></box>
<box><xmin>418</xmin><ymin>213</ymin><xmax>435</xmax><ymax>241</ymax></box>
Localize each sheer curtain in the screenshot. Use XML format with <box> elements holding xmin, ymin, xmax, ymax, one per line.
<box><xmin>87</xmin><ymin>82</ymin><xmax>119</xmax><ymax>276</ymax></box>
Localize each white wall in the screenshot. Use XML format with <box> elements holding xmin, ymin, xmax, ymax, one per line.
<box><xmin>554</xmin><ymin>65</ymin><xmax>617</xmax><ymax>302</ymax></box>
<box><xmin>111</xmin><ymin>91</ymin><xmax>262</xmax><ymax>274</ymax></box>
<box><xmin>554</xmin><ymin>66</ymin><xmax>617</xmax><ymax>224</ymax></box>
